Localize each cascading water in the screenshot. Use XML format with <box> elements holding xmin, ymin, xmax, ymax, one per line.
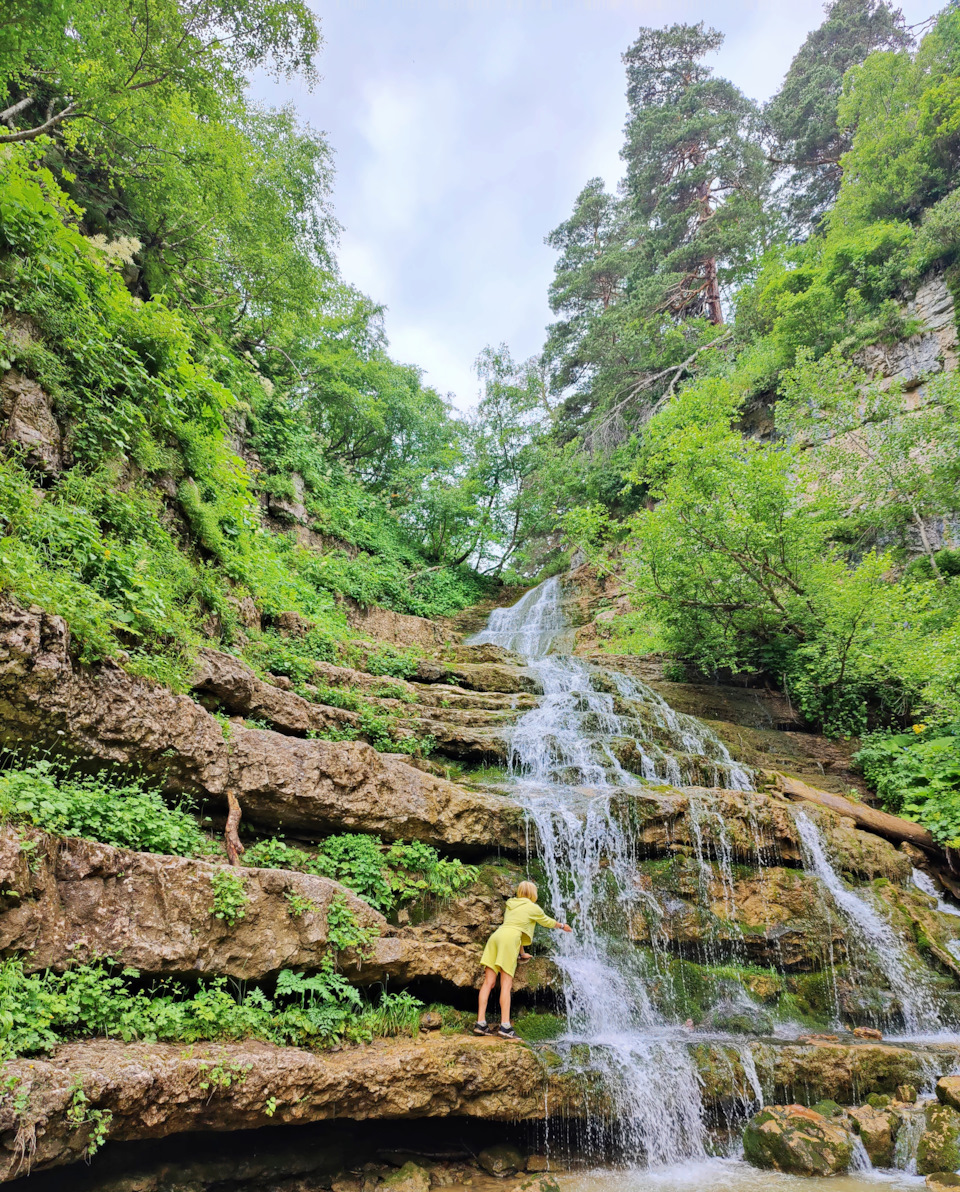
<box><xmin>794</xmin><ymin>810</ymin><xmax>941</xmax><ymax>1033</ymax></box>
<box><xmin>471</xmin><ymin>578</ymin><xmax>760</xmax><ymax>1166</ymax></box>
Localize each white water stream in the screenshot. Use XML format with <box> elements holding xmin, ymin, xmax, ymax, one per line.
<box><xmin>470</xmin><ymin>577</ymin><xmax>957</xmax><ymax>1173</ymax></box>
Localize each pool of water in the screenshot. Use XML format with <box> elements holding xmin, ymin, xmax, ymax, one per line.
<box><xmin>560</xmin><ymin>1160</ymin><xmax>924</xmax><ymax>1192</ymax></box>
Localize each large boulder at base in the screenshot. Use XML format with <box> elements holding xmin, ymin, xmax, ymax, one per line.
<box><xmin>918</xmin><ymin>1103</ymin><xmax>960</xmax><ymax>1176</ymax></box>
<box><xmin>382</xmin><ymin>1161</ymin><xmax>431</xmax><ymax>1192</ymax></box>
<box><xmin>848</xmin><ymin>1103</ymin><xmax>895</xmax><ymax>1167</ymax></box>
<box><xmin>743</xmin><ymin>1105</ymin><xmax>854</xmax><ymax>1176</ymax></box>
<box><xmin>478</xmin><ymin>1144</ymin><xmax>526</xmax><ymax>1176</ymax></box>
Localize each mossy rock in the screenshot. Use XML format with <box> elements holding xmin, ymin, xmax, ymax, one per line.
<box><xmin>478</xmin><ymin>1145</ymin><xmax>526</xmax><ymax>1176</ymax></box>
<box><xmin>918</xmin><ymin>1103</ymin><xmax>960</xmax><ymax>1176</ymax></box>
<box><xmin>514</xmin><ymin>1013</ymin><xmax>566</xmax><ymax>1042</ymax></box>
<box><xmin>743</xmin><ymin>1105</ymin><xmax>853</xmax><ymax>1176</ymax></box>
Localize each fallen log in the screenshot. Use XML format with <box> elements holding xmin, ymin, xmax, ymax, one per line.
<box><xmin>767</xmin><ymin>772</ymin><xmax>939</xmax><ymax>856</ymax></box>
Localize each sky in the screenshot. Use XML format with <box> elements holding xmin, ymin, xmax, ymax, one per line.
<box><xmin>253</xmin><ymin>0</ymin><xmax>936</xmax><ymax>409</ymax></box>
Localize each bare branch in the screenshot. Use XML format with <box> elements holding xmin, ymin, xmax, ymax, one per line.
<box><xmin>0</xmin><ymin>100</ymin><xmax>78</xmax><ymax>143</ymax></box>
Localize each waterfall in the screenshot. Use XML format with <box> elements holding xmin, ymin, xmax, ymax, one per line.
<box><xmin>794</xmin><ymin>810</ymin><xmax>940</xmax><ymax>1033</ymax></box>
<box><xmin>470</xmin><ymin>578</ymin><xmax>761</xmax><ymax>1167</ymax></box>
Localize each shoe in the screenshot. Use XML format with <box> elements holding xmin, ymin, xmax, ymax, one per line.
<box><xmin>472</xmin><ymin>1022</ymin><xmax>491</xmax><ymax>1036</ymax></box>
<box><xmin>497</xmin><ymin>1024</ymin><xmax>519</xmax><ymax>1039</ymax></box>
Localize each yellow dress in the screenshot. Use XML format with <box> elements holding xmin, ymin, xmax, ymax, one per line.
<box><xmin>480</xmin><ymin>897</ymin><xmax>558</xmax><ymax>977</ymax></box>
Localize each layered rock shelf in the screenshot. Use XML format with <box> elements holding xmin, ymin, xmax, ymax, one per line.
<box><xmin>4</xmin><ymin>1034</ymin><xmax>960</xmax><ymax>1182</ymax></box>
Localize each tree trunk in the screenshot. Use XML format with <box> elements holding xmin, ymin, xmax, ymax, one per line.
<box><xmin>769</xmin><ymin>772</ymin><xmax>938</xmax><ymax>854</ymax></box>
<box><xmin>225</xmin><ymin>790</ymin><xmax>245</xmax><ymax>866</ymax></box>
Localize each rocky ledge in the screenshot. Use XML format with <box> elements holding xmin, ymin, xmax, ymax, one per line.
<box><xmin>0</xmin><ymin>602</ymin><xmax>524</xmax><ymax>851</ymax></box>
<box><xmin>0</xmin><ymin>824</ymin><xmax>553</xmax><ymax>992</ymax></box>
<box><xmin>0</xmin><ymin>1035</ymin><xmax>583</xmax><ymax>1182</ymax></box>
<box><xmin>4</xmin><ymin>1034</ymin><xmax>959</xmax><ymax>1183</ymax></box>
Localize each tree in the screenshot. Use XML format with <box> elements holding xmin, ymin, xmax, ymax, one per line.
<box><xmin>765</xmin><ymin>0</ymin><xmax>909</xmax><ymax>235</ymax></box>
<box><xmin>621</xmin><ymin>23</ymin><xmax>771</xmax><ymax>326</ymax></box>
<box><xmin>0</xmin><ymin>0</ymin><xmax>319</xmax><ymax>145</ymax></box>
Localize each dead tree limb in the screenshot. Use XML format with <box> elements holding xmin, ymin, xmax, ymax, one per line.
<box><xmin>225</xmin><ymin>790</ymin><xmax>245</xmax><ymax>866</ymax></box>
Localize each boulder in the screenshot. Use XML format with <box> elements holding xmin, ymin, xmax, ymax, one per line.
<box><xmin>0</xmin><ymin>601</ymin><xmax>524</xmax><ymax>851</ymax></box>
<box><xmin>0</xmin><ymin>370</ymin><xmax>61</xmax><ymax>473</ymax></box>
<box><xmin>478</xmin><ymin>1145</ymin><xmax>526</xmax><ymax>1176</ymax></box>
<box><xmin>742</xmin><ymin>1105</ymin><xmax>853</xmax><ymax>1176</ymax></box>
<box><xmin>191</xmin><ymin>647</ymin><xmax>358</xmax><ymax>736</ymax></box>
<box><xmin>446</xmin><ymin>663</ymin><xmax>539</xmax><ymax>695</ymax></box>
<box><xmin>918</xmin><ymin>1103</ymin><xmax>960</xmax><ymax>1176</ymax></box>
<box><xmin>938</xmin><ymin>1076</ymin><xmax>960</xmax><ymax>1112</ymax></box>
<box><xmin>927</xmin><ymin>1175</ymin><xmax>960</xmax><ymax>1190</ymax></box>
<box><xmin>848</xmin><ymin>1103</ymin><xmax>895</xmax><ymax>1167</ymax></box>
<box><xmin>525</xmin><ymin>1156</ymin><xmax>550</xmax><ymax>1173</ymax></box>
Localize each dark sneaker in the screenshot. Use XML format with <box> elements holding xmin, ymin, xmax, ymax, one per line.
<box><xmin>472</xmin><ymin>1022</ymin><xmax>491</xmax><ymax>1036</ymax></box>
<box><xmin>497</xmin><ymin>1024</ymin><xmax>519</xmax><ymax>1039</ymax></box>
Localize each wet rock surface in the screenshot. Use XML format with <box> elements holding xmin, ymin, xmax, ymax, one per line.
<box><xmin>742</xmin><ymin>1104</ymin><xmax>853</xmax><ymax>1175</ymax></box>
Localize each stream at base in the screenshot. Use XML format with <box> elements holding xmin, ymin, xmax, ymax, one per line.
<box><xmin>562</xmin><ymin>1162</ymin><xmax>924</xmax><ymax>1190</ymax></box>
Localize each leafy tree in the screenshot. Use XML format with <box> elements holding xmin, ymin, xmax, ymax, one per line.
<box><xmin>0</xmin><ymin>0</ymin><xmax>319</xmax><ymax>145</ymax></box>
<box><xmin>831</xmin><ymin>6</ymin><xmax>960</xmax><ymax>227</ymax></box>
<box><xmin>765</xmin><ymin>0</ymin><xmax>909</xmax><ymax>235</ymax></box>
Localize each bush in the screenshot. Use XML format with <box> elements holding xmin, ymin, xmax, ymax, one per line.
<box><xmin>243</xmin><ymin>833</ymin><xmax>478</xmax><ymax>914</ymax></box>
<box><xmin>0</xmin><ymin>758</ymin><xmax>211</xmax><ymax>857</ymax></box>
<box><xmin>855</xmin><ymin>723</ymin><xmax>960</xmax><ymax>845</ymax></box>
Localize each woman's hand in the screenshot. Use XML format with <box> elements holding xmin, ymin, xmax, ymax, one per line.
<box><xmin>561</xmin><ymin>924</ymin><xmax>573</xmax><ymax>933</ymax></box>
<box><xmin>519</xmin><ymin>951</ymin><xmax>532</xmax><ymax>960</ymax></box>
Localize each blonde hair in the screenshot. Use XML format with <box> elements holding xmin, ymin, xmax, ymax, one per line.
<box><xmin>516</xmin><ymin>881</ymin><xmax>538</xmax><ymax>901</ymax></box>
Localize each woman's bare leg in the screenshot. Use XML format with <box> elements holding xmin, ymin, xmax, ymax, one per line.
<box><xmin>477</xmin><ymin>967</ymin><xmax>498</xmax><ymax>1022</ymax></box>
<box><xmin>499</xmin><ymin>973</ymin><xmax>514</xmax><ymax>1026</ymax></box>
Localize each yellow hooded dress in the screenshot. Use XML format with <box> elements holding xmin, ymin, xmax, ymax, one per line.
<box><xmin>480</xmin><ymin>897</ymin><xmax>558</xmax><ymax>977</ymax></box>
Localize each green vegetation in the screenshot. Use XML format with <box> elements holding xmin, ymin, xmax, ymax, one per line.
<box><xmin>209</xmin><ymin>870</ymin><xmax>248</xmax><ymax>926</ymax></box>
<box><xmin>0</xmin><ymin>758</ymin><xmax>211</xmax><ymax>857</ymax></box>
<box><xmin>855</xmin><ymin>723</ymin><xmax>960</xmax><ymax>846</ymax></box>
<box><xmin>243</xmin><ymin>834</ymin><xmax>479</xmax><ymax>915</ymax></box>
<box><xmin>0</xmin><ymin>958</ymin><xmax>422</xmax><ymax>1060</ymax></box>
<box><xmin>515</xmin><ymin>6</ymin><xmax>960</xmax><ymax>774</ymax></box>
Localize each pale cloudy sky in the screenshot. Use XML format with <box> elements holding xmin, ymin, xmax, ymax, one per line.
<box><xmin>253</xmin><ymin>0</ymin><xmax>936</xmax><ymax>408</ymax></box>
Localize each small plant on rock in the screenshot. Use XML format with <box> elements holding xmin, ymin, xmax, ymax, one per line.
<box><xmin>210</xmin><ymin>870</ymin><xmax>248</xmax><ymax>925</ymax></box>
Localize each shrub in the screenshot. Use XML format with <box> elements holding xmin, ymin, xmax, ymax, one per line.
<box><xmin>0</xmin><ymin>759</ymin><xmax>210</xmax><ymax>857</ymax></box>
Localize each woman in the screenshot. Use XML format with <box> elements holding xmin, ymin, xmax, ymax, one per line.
<box><xmin>474</xmin><ymin>880</ymin><xmax>572</xmax><ymax>1039</ymax></box>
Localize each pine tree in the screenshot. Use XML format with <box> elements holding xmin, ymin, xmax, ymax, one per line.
<box><xmin>621</xmin><ymin>23</ymin><xmax>770</xmax><ymax>326</ymax></box>
<box><xmin>765</xmin><ymin>0</ymin><xmax>909</xmax><ymax>235</ymax></box>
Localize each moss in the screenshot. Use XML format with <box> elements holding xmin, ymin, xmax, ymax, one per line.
<box><xmin>513</xmin><ymin>1013</ymin><xmax>566</xmax><ymax>1042</ymax></box>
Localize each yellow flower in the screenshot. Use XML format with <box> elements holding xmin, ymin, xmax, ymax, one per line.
<box><xmin>913</xmin><ymin>723</ymin><xmax>927</xmax><ymax>733</ymax></box>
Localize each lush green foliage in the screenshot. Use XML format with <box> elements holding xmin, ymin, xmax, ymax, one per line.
<box><xmin>0</xmin><ymin>958</ymin><xmax>422</xmax><ymax>1060</ymax></box>
<box><xmin>0</xmin><ymin>759</ymin><xmax>210</xmax><ymax>857</ymax></box>
<box><xmin>855</xmin><ymin>724</ymin><xmax>960</xmax><ymax>845</ymax></box>
<box><xmin>553</xmin><ymin>6</ymin><xmax>960</xmax><ymax>742</ymax></box>
<box><xmin>243</xmin><ymin>833</ymin><xmax>479</xmax><ymax>914</ymax></box>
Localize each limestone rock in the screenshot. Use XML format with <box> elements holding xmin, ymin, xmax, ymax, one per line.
<box><xmin>478</xmin><ymin>1145</ymin><xmax>526</xmax><ymax>1176</ymax></box>
<box><xmin>0</xmin><ymin>1035</ymin><xmax>583</xmax><ymax>1181</ymax></box>
<box><xmin>927</xmin><ymin>1175</ymin><xmax>960</xmax><ymax>1190</ymax></box>
<box><xmin>919</xmin><ymin>1103</ymin><xmax>960</xmax><ymax>1175</ymax></box>
<box><xmin>383</xmin><ymin>1161</ymin><xmax>431</xmax><ymax>1192</ymax></box>
<box><xmin>0</xmin><ymin>823</ymin><xmax>385</xmax><ymax>980</ymax></box>
<box><xmin>0</xmin><ymin>601</ymin><xmax>524</xmax><ymax>850</ymax></box>
<box><xmin>277</xmin><ymin>610</ymin><xmax>315</xmax><ymax>637</ymax></box>
<box><xmin>937</xmin><ymin>1075</ymin><xmax>960</xmax><ymax>1112</ymax></box>
<box><xmin>192</xmin><ymin>646</ymin><xmax>358</xmax><ymax>736</ymax></box>
<box><xmin>0</xmin><ymin>370</ymin><xmax>61</xmax><ymax>473</ymax></box>
<box><xmin>525</xmin><ymin>1156</ymin><xmax>550</xmax><ymax>1173</ymax></box>
<box><xmin>848</xmin><ymin>1103</ymin><xmax>895</xmax><ymax>1167</ymax></box>
<box><xmin>446</xmin><ymin>644</ymin><xmax>524</xmax><ymax>667</ymax></box>
<box><xmin>446</xmin><ymin>663</ymin><xmax>539</xmax><ymax>695</ymax></box>
<box><xmin>343</xmin><ymin>599</ymin><xmax>457</xmax><ymax>650</ymax></box>
<box><xmin>742</xmin><ymin>1105</ymin><xmax>853</xmax><ymax>1176</ymax></box>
